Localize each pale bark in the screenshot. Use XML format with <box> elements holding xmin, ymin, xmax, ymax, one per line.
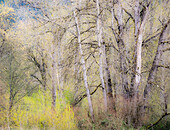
<box><xmin>57</xmin><ymin>38</ymin><xmax>63</xmax><ymax>90</ymax></box>
<box><xmin>51</xmin><ymin>33</ymin><xmax>58</xmax><ymax>108</ymax></box>
<box><xmin>132</xmin><ymin>3</ymin><xmax>150</xmax><ymax>118</ymax></box>
<box><xmin>134</xmin><ymin>0</ymin><xmax>140</xmax><ymax>37</ymax></box>
<box><xmin>73</xmin><ymin>41</ymin><xmax>80</xmax><ymax>98</ymax></box>
<box><xmin>74</xmin><ymin>10</ymin><xmax>94</xmax><ymax>122</ymax></box>
<box><xmin>130</xmin><ymin>0</ymin><xmax>141</xmax><ymax>97</ymax></box>
<box><xmin>117</xmin><ymin>1</ymin><xmax>123</xmax><ymax>35</ymax></box>
<box><xmin>135</xmin><ymin>4</ymin><xmax>150</xmax><ymax>90</ymax></box>
<box><xmin>96</xmin><ymin>0</ymin><xmax>108</xmax><ymax>112</ymax></box>
<box><xmin>51</xmin><ymin>26</ymin><xmax>65</xmax><ymax>106</ymax></box>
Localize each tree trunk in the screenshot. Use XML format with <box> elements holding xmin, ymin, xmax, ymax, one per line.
<box><xmin>96</xmin><ymin>0</ymin><xmax>108</xmax><ymax>112</ymax></box>
<box><xmin>144</xmin><ymin>20</ymin><xmax>169</xmax><ymax>102</ymax></box>
<box><xmin>74</xmin><ymin>10</ymin><xmax>94</xmax><ymax>122</ymax></box>
<box><xmin>134</xmin><ymin>3</ymin><xmax>150</xmax><ymax>92</ymax></box>
<box><xmin>56</xmin><ymin>28</ymin><xmax>65</xmax><ymax>97</ymax></box>
<box><xmin>130</xmin><ymin>0</ymin><xmax>140</xmax><ymax>97</ymax></box>
<box><xmin>51</xmin><ymin>33</ymin><xmax>58</xmax><ymax>108</ymax></box>
<box><xmin>41</xmin><ymin>54</ymin><xmax>47</xmax><ymax>92</ymax></box>
<box><xmin>57</xmin><ymin>37</ymin><xmax>63</xmax><ymax>92</ymax></box>
<box><xmin>133</xmin><ymin>2</ymin><xmax>150</xmax><ymax>120</ymax></box>
<box><xmin>116</xmin><ymin>0</ymin><xmax>129</xmax><ymax>98</ymax></box>
<box><xmin>103</xmin><ymin>45</ymin><xmax>115</xmax><ymax>111</ymax></box>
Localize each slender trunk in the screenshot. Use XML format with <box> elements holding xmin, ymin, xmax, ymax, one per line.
<box><xmin>74</xmin><ymin>10</ymin><xmax>94</xmax><ymax>122</ymax></box>
<box><xmin>8</xmin><ymin>52</ymin><xmax>14</xmax><ymax>125</ymax></box>
<box><xmin>56</xmin><ymin>29</ymin><xmax>65</xmax><ymax>97</ymax></box>
<box><xmin>103</xmin><ymin>45</ymin><xmax>115</xmax><ymax>111</ymax></box>
<box><xmin>96</xmin><ymin>0</ymin><xmax>108</xmax><ymax>112</ymax></box>
<box><xmin>41</xmin><ymin>56</ymin><xmax>47</xmax><ymax>106</ymax></box>
<box><xmin>135</xmin><ymin>4</ymin><xmax>150</xmax><ymax>92</ymax></box>
<box><xmin>133</xmin><ymin>3</ymin><xmax>150</xmax><ymax>121</ymax></box>
<box><xmin>57</xmin><ymin>39</ymin><xmax>63</xmax><ymax>90</ymax></box>
<box><xmin>9</xmin><ymin>85</ymin><xmax>13</xmax><ymax>113</ymax></box>
<box><xmin>144</xmin><ymin>20</ymin><xmax>169</xmax><ymax>102</ymax></box>
<box><xmin>117</xmin><ymin>0</ymin><xmax>129</xmax><ymax>98</ymax></box>
<box><xmin>51</xmin><ymin>33</ymin><xmax>58</xmax><ymax>108</ymax></box>
<box><xmin>110</xmin><ymin>8</ymin><xmax>118</xmax><ymax>101</ymax></box>
<box><xmin>52</xmin><ymin>56</ymin><xmax>57</xmax><ymax>108</ymax></box>
<box><xmin>74</xmin><ymin>41</ymin><xmax>80</xmax><ymax>98</ymax></box>
<box><xmin>134</xmin><ymin>30</ymin><xmax>142</xmax><ymax>90</ymax></box>
<box><xmin>130</xmin><ymin>0</ymin><xmax>140</xmax><ymax>97</ymax></box>
<box><xmin>41</xmin><ymin>56</ymin><xmax>47</xmax><ymax>91</ymax></box>
<box><xmin>134</xmin><ymin>0</ymin><xmax>140</xmax><ymax>37</ymax></box>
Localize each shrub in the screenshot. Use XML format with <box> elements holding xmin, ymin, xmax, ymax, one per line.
<box><xmin>0</xmin><ymin>90</ymin><xmax>78</xmax><ymax>129</ymax></box>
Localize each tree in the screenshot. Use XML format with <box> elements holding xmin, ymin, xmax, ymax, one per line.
<box><xmin>144</xmin><ymin>19</ymin><xmax>170</xmax><ymax>106</ymax></box>
<box><xmin>73</xmin><ymin>1</ymin><xmax>94</xmax><ymax>121</ymax></box>
<box><xmin>96</xmin><ymin>0</ymin><xmax>108</xmax><ymax>112</ymax></box>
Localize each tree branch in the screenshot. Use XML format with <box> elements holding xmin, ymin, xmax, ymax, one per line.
<box><xmin>72</xmin><ymin>84</ymin><xmax>102</xmax><ymax>106</ymax></box>
<box><xmin>157</xmin><ymin>65</ymin><xmax>170</xmax><ymax>69</ymax></box>
<box><xmin>147</xmin><ymin>113</ymin><xmax>170</xmax><ymax>129</ymax></box>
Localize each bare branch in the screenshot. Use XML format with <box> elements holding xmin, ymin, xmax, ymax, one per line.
<box><xmin>72</xmin><ymin>84</ymin><xmax>102</xmax><ymax>106</ymax></box>
<box><xmin>147</xmin><ymin>113</ymin><xmax>170</xmax><ymax>129</ymax></box>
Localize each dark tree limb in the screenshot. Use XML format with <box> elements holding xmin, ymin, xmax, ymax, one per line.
<box><xmin>157</xmin><ymin>65</ymin><xmax>170</xmax><ymax>69</ymax></box>
<box><xmin>30</xmin><ymin>74</ymin><xmax>43</xmax><ymax>85</ymax></box>
<box><xmin>144</xmin><ymin>19</ymin><xmax>170</xmax><ymax>99</ymax></box>
<box><xmin>147</xmin><ymin>113</ymin><xmax>170</xmax><ymax>129</ymax></box>
<box><xmin>142</xmin><ymin>32</ymin><xmax>161</xmax><ymax>46</ymax></box>
<box><xmin>71</xmin><ymin>84</ymin><xmax>102</xmax><ymax>106</ymax></box>
<box><xmin>123</xmin><ymin>8</ymin><xmax>135</xmax><ymax>23</ymax></box>
<box><xmin>163</xmin><ymin>48</ymin><xmax>170</xmax><ymax>52</ymax></box>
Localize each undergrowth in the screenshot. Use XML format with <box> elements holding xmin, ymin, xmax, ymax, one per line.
<box><xmin>0</xmin><ymin>90</ymin><xmax>78</xmax><ymax>129</ymax></box>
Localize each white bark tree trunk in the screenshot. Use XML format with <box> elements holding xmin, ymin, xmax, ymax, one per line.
<box><xmin>51</xmin><ymin>33</ymin><xmax>57</xmax><ymax>108</ymax></box>
<box><xmin>130</xmin><ymin>0</ymin><xmax>141</xmax><ymax>96</ymax></box>
<box><xmin>74</xmin><ymin>10</ymin><xmax>94</xmax><ymax>122</ymax></box>
<box><xmin>135</xmin><ymin>4</ymin><xmax>150</xmax><ymax>90</ymax></box>
<box><xmin>134</xmin><ymin>0</ymin><xmax>140</xmax><ymax>37</ymax></box>
<box><xmin>96</xmin><ymin>0</ymin><xmax>108</xmax><ymax>112</ymax></box>
<box><xmin>133</xmin><ymin>2</ymin><xmax>150</xmax><ymax>119</ymax></box>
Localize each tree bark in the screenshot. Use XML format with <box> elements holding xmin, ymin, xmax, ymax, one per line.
<box><xmin>51</xmin><ymin>33</ymin><xmax>58</xmax><ymax>108</ymax></box>
<box><xmin>56</xmin><ymin>27</ymin><xmax>65</xmax><ymax>97</ymax></box>
<box><xmin>144</xmin><ymin>20</ymin><xmax>169</xmax><ymax>102</ymax></box>
<box><xmin>134</xmin><ymin>2</ymin><xmax>150</xmax><ymax>92</ymax></box>
<box><xmin>130</xmin><ymin>0</ymin><xmax>140</xmax><ymax>97</ymax></box>
<box><xmin>132</xmin><ymin>2</ymin><xmax>150</xmax><ymax>119</ymax></box>
<box><xmin>9</xmin><ymin>55</ymin><xmax>13</xmax><ymax>114</ymax></box>
<box><xmin>96</xmin><ymin>0</ymin><xmax>108</xmax><ymax>112</ymax></box>
<box><xmin>116</xmin><ymin>0</ymin><xmax>129</xmax><ymax>98</ymax></box>
<box><xmin>74</xmin><ymin>10</ymin><xmax>94</xmax><ymax>122</ymax></box>
<box><xmin>103</xmin><ymin>45</ymin><xmax>115</xmax><ymax>111</ymax></box>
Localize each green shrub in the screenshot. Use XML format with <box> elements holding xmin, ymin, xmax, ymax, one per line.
<box><xmin>0</xmin><ymin>90</ymin><xmax>78</xmax><ymax>129</ymax></box>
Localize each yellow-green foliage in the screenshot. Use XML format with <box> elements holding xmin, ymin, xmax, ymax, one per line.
<box><xmin>0</xmin><ymin>90</ymin><xmax>78</xmax><ymax>129</ymax></box>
